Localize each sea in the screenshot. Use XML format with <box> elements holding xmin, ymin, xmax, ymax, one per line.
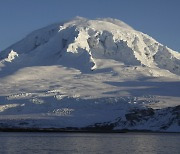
<box><xmin>0</xmin><ymin>132</ymin><xmax>179</xmax><ymax>154</ymax></box>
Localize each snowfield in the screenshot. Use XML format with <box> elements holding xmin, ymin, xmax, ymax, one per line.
<box><xmin>0</xmin><ymin>17</ymin><xmax>179</xmax><ymax>132</ymax></box>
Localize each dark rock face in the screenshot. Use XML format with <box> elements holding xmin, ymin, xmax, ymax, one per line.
<box><xmin>86</xmin><ymin>105</ymin><xmax>180</xmax><ymax>132</ymax></box>
<box><xmin>125</xmin><ymin>108</ymin><xmax>154</xmax><ymax>124</ymax></box>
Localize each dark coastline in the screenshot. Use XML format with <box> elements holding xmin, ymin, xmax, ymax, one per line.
<box><xmin>0</xmin><ymin>127</ymin><xmax>126</xmax><ymax>133</ymax></box>
<box><xmin>0</xmin><ymin>127</ymin><xmax>179</xmax><ymax>133</ymax></box>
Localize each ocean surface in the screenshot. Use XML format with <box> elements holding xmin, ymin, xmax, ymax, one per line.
<box><xmin>0</xmin><ymin>132</ymin><xmax>179</xmax><ymax>154</ymax></box>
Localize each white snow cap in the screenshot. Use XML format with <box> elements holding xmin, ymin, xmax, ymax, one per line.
<box><xmin>1</xmin><ymin>17</ymin><xmax>180</xmax><ymax>75</ymax></box>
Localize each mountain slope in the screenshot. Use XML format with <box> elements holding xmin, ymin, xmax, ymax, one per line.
<box><xmin>0</xmin><ymin>17</ymin><xmax>179</xmax><ymax>132</ymax></box>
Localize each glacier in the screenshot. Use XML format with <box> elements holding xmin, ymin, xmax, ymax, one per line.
<box><xmin>0</xmin><ymin>17</ymin><xmax>179</xmax><ymax>132</ymax></box>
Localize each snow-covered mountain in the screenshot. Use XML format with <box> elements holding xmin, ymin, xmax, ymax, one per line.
<box><xmin>0</xmin><ymin>17</ymin><xmax>179</xmax><ymax>132</ymax></box>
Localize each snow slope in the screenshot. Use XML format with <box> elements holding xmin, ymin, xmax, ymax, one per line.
<box><xmin>0</xmin><ymin>17</ymin><xmax>179</xmax><ymax>132</ymax></box>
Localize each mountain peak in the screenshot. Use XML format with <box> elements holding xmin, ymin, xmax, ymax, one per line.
<box><xmin>0</xmin><ymin>17</ymin><xmax>180</xmax><ymax>132</ymax></box>
<box><xmin>0</xmin><ymin>17</ymin><xmax>180</xmax><ymax>76</ymax></box>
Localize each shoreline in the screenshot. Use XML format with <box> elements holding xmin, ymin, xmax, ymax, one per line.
<box><xmin>0</xmin><ymin>127</ymin><xmax>179</xmax><ymax>133</ymax></box>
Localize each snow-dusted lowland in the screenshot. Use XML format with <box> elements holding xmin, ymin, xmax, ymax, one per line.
<box><xmin>0</xmin><ymin>17</ymin><xmax>179</xmax><ymax>132</ymax></box>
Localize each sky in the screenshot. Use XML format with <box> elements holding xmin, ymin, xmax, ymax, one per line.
<box><xmin>0</xmin><ymin>0</ymin><xmax>180</xmax><ymax>52</ymax></box>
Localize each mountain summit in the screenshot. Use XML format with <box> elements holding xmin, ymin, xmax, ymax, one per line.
<box><xmin>0</xmin><ymin>17</ymin><xmax>179</xmax><ymax>132</ymax></box>
<box><xmin>1</xmin><ymin>17</ymin><xmax>180</xmax><ymax>75</ymax></box>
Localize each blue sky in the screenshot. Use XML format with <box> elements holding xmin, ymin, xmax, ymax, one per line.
<box><xmin>0</xmin><ymin>0</ymin><xmax>180</xmax><ymax>51</ymax></box>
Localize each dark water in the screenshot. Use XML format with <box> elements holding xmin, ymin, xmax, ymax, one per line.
<box><xmin>0</xmin><ymin>132</ymin><xmax>179</xmax><ymax>154</ymax></box>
